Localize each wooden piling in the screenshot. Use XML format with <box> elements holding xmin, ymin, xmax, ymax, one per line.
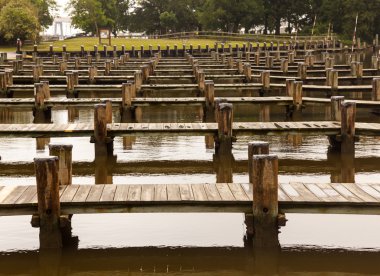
<box><xmin>280</xmin><ymin>59</ymin><xmax>288</xmax><ymax>73</ymax></box>
<box><xmin>216</xmin><ymin>103</ymin><xmax>233</xmax><ymax>154</ymax></box>
<box><xmin>293</xmin><ymin>81</ymin><xmax>303</xmax><ymax>108</ymax></box>
<box><xmin>34</xmin><ymin>156</ymin><xmax>62</xmax><ymax>249</ymax></box>
<box><xmin>243</xmin><ymin>63</ymin><xmax>252</xmax><ymax>82</ymax></box>
<box><xmin>286</xmin><ymin>79</ymin><xmax>295</xmax><ymax>97</ymax></box>
<box><xmin>326</xmin><ymin>69</ymin><xmax>338</xmax><ymax>90</ymax></box>
<box><xmin>88</xmin><ymin>66</ymin><xmax>98</xmax><ymax>84</ymax></box>
<box><xmin>204</xmin><ymin>80</ymin><xmax>215</xmax><ymax>108</ymax></box>
<box><xmin>297</xmin><ymin>63</ymin><xmax>307</xmax><ymax>80</ymax></box>
<box><xmin>248</xmin><ymin>141</ymin><xmax>269</xmax><ymax>183</ymax></box>
<box><xmin>331</xmin><ymin>96</ymin><xmax>344</xmax><ymax>121</ymax></box>
<box><xmin>341</xmin><ymin>102</ymin><xmax>356</xmax><ymax>155</ymax></box>
<box><xmin>372</xmin><ymin>78</ymin><xmax>380</xmax><ymax>101</ymax></box>
<box><xmin>250</xmin><ymin>154</ymin><xmax>279</xmax><ymax>248</ymax></box>
<box><xmin>93</xmin><ymin>104</ymin><xmax>108</xmax><ymax>157</ymax></box>
<box><xmin>48</xmin><ymin>144</ymin><xmax>73</xmax><ymax>186</ymax></box>
<box><xmin>261</xmin><ymin>71</ymin><xmax>270</xmax><ymax>91</ymax></box>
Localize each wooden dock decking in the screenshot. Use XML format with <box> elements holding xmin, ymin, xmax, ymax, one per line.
<box><xmin>0</xmin><ymin>121</ymin><xmax>379</xmax><ymax>137</ymax></box>
<box><xmin>1</xmin><ymin>182</ymin><xmax>380</xmax><ymax>216</ymax></box>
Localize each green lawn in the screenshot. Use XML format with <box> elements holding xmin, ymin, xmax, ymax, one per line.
<box><xmin>0</xmin><ymin>37</ymin><xmax>272</xmax><ymax>52</ymax></box>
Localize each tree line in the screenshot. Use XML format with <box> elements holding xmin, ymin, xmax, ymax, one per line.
<box><xmin>1</xmin><ymin>0</ymin><xmax>380</xmax><ymax>44</ymax></box>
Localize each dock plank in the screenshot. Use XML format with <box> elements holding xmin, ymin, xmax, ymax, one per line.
<box><xmin>179</xmin><ymin>184</ymin><xmax>194</xmax><ymax>201</ymax></box>
<box><xmin>99</xmin><ymin>185</ymin><xmax>117</xmax><ymax>202</ymax></box>
<box><xmin>141</xmin><ymin>185</ymin><xmax>155</xmax><ymax>201</ymax></box>
<box><xmin>1</xmin><ymin>186</ymin><xmax>29</xmax><ymax>205</ymax></box>
<box><xmin>216</xmin><ymin>184</ymin><xmax>235</xmax><ymax>201</ymax></box>
<box><xmin>204</xmin><ymin>184</ymin><xmax>221</xmax><ymax>201</ymax></box>
<box><xmin>128</xmin><ymin>185</ymin><xmax>142</xmax><ymax>201</ymax></box>
<box><xmin>228</xmin><ymin>183</ymin><xmax>249</xmax><ymax>201</ymax></box>
<box><xmin>15</xmin><ymin>186</ymin><xmax>37</xmax><ymax>204</ymax></box>
<box><xmin>71</xmin><ymin>185</ymin><xmax>91</xmax><ymax>203</ymax></box>
<box><xmin>60</xmin><ymin>185</ymin><xmax>80</xmax><ymax>202</ymax></box>
<box><xmin>154</xmin><ymin>185</ymin><xmax>167</xmax><ymax>201</ymax></box>
<box><xmin>191</xmin><ymin>184</ymin><xmax>208</xmax><ymax>201</ymax></box>
<box><xmin>86</xmin><ymin>185</ymin><xmax>105</xmax><ymax>202</ymax></box>
<box><xmin>114</xmin><ymin>185</ymin><xmax>130</xmax><ymax>202</ymax></box>
<box><xmin>167</xmin><ymin>184</ymin><xmax>181</xmax><ymax>201</ymax></box>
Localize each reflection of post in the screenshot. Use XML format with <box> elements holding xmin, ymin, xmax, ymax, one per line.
<box><xmin>287</xmin><ymin>134</ymin><xmax>302</xmax><ymax>147</ymax></box>
<box><xmin>205</xmin><ymin>135</ymin><xmax>215</xmax><ymax>149</ymax></box>
<box><xmin>213</xmin><ymin>151</ymin><xmax>234</xmax><ymax>183</ymax></box>
<box><xmin>259</xmin><ymin>104</ymin><xmax>270</xmax><ymax>122</ymax></box>
<box><xmin>38</xmin><ymin>249</ymin><xmax>62</xmax><ymax>276</ymax></box>
<box><xmin>123</xmin><ymin>136</ymin><xmax>136</xmax><ymax>150</ymax></box>
<box><xmin>36</xmin><ymin>138</ymin><xmax>50</xmax><ymax>150</ymax></box>
<box><xmin>67</xmin><ymin>107</ymin><xmax>79</xmax><ymax>123</ymax></box>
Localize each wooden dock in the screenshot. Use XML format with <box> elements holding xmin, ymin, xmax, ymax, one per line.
<box><xmin>1</xmin><ymin>182</ymin><xmax>380</xmax><ymax>216</ymax></box>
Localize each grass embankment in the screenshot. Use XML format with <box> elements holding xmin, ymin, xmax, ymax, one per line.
<box><xmin>0</xmin><ymin>37</ymin><xmax>268</xmax><ymax>52</ymax></box>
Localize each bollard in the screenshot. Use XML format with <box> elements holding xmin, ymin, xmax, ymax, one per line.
<box><xmin>48</xmin><ymin>144</ymin><xmax>73</xmax><ymax>186</ymax></box>
<box><xmin>34</xmin><ymin>156</ymin><xmax>62</xmax><ymax>249</ymax></box>
<box><xmin>331</xmin><ymin>96</ymin><xmax>345</xmax><ymax>121</ymax></box>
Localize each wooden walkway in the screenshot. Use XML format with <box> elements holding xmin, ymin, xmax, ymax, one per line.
<box><xmin>1</xmin><ymin>182</ymin><xmax>380</xmax><ymax>216</ymax></box>
<box><xmin>0</xmin><ymin>121</ymin><xmax>380</xmax><ymax>137</ymax></box>
<box><xmin>0</xmin><ymin>96</ymin><xmax>379</xmax><ymax>108</ymax></box>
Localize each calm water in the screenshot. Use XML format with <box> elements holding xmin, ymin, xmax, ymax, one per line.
<box><xmin>0</xmin><ymin>51</ymin><xmax>380</xmax><ymax>275</ymax></box>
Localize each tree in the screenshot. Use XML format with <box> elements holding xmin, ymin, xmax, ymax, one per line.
<box><xmin>159</xmin><ymin>11</ymin><xmax>178</xmax><ymax>33</ymax></box>
<box><xmin>0</xmin><ymin>0</ymin><xmax>40</xmax><ymax>42</ymax></box>
<box><xmin>198</xmin><ymin>0</ymin><xmax>264</xmax><ymax>33</ymax></box>
<box><xmin>68</xmin><ymin>0</ymin><xmax>130</xmax><ymax>35</ymax></box>
<box><xmin>31</xmin><ymin>0</ymin><xmax>57</xmax><ymax>28</ymax></box>
<box><xmin>129</xmin><ymin>0</ymin><xmax>201</xmax><ymax>34</ymax></box>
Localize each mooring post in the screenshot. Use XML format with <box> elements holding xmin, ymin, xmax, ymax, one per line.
<box><xmin>121</xmin><ymin>82</ymin><xmax>136</xmax><ymax>122</ymax></box>
<box><xmin>92</xmin><ymin>104</ymin><xmax>109</xmax><ymax>157</ymax></box>
<box><xmin>134</xmin><ymin>70</ymin><xmax>143</xmax><ymax>92</ymax></box>
<box><xmin>265</xmin><ymin>56</ymin><xmax>273</xmax><ymax>68</ymax></box>
<box><xmin>297</xmin><ymin>62</ymin><xmax>307</xmax><ymax>80</ymax></box>
<box><xmin>293</xmin><ymin>81</ymin><xmax>303</xmax><ymax>110</ymax></box>
<box><xmin>243</xmin><ymin>63</ymin><xmax>252</xmax><ymax>82</ymax></box>
<box><xmin>250</xmin><ymin>154</ymin><xmax>279</xmax><ymax>248</ymax></box>
<box><xmin>260</xmin><ymin>71</ymin><xmax>270</xmax><ymax>96</ymax></box>
<box><xmin>59</xmin><ymin>61</ymin><xmax>67</xmax><ymax>75</ymax></box>
<box><xmin>245</xmin><ymin>141</ymin><xmax>270</xmax><ymax>241</ymax></box>
<box><xmin>280</xmin><ymin>59</ymin><xmax>289</xmax><ymax>73</ymax></box>
<box><xmin>372</xmin><ymin>78</ymin><xmax>380</xmax><ymax>101</ymax></box>
<box><xmin>326</xmin><ymin>69</ymin><xmax>338</xmax><ymax>91</ymax></box>
<box><xmin>331</xmin><ymin>96</ymin><xmax>345</xmax><ymax>121</ymax></box>
<box><xmin>105</xmin><ymin>60</ymin><xmax>111</xmax><ymax>76</ymax></box>
<box><xmin>286</xmin><ymin>79</ymin><xmax>295</xmax><ymax>97</ymax></box>
<box><xmin>341</xmin><ymin>102</ymin><xmax>356</xmax><ymax>156</ymax></box>
<box><xmin>88</xmin><ymin>65</ymin><xmax>98</xmax><ymax>84</ymax></box>
<box><xmin>48</xmin><ymin>144</ymin><xmax>72</xmax><ymax>186</ymax></box>
<box><xmin>34</xmin><ymin>156</ymin><xmax>62</xmax><ymax>249</ymax></box>
<box><xmin>33</xmin><ymin>65</ymin><xmax>42</xmax><ymax>83</ymax></box>
<box><xmin>204</xmin><ymin>80</ymin><xmax>215</xmax><ymax>121</ymax></box>
<box><xmin>215</xmin><ymin>103</ymin><xmax>233</xmax><ymax>155</ymax></box>
<box><xmin>66</xmin><ymin>71</ymin><xmax>78</xmax><ymax>98</ymax></box>
<box><xmin>198</xmin><ymin>70</ymin><xmax>205</xmax><ymax>93</ymax></box>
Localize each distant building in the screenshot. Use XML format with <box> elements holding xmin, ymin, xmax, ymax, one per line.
<box><xmin>41</xmin><ymin>17</ymin><xmax>82</xmax><ymax>39</ymax></box>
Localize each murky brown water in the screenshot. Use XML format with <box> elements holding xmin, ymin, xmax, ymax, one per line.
<box><xmin>1</xmin><ymin>50</ymin><xmax>380</xmax><ymax>275</ymax></box>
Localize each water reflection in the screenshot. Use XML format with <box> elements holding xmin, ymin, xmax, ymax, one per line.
<box><xmin>0</xmin><ymin>246</ymin><xmax>380</xmax><ymax>275</ymax></box>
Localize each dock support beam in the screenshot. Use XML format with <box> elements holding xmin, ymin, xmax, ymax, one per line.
<box><xmin>34</xmin><ymin>157</ymin><xmax>62</xmax><ymax>249</ymax></box>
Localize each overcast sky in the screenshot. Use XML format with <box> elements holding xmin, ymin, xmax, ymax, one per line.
<box><xmin>55</xmin><ymin>0</ymin><xmax>69</xmax><ymax>17</ymax></box>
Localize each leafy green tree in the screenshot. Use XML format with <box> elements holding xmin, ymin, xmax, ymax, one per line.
<box><xmin>31</xmin><ymin>0</ymin><xmax>57</xmax><ymax>28</ymax></box>
<box><xmin>68</xmin><ymin>0</ymin><xmax>130</xmax><ymax>35</ymax></box>
<box><xmin>198</xmin><ymin>0</ymin><xmax>264</xmax><ymax>33</ymax></box>
<box><xmin>129</xmin><ymin>0</ymin><xmax>201</xmax><ymax>34</ymax></box>
<box><xmin>159</xmin><ymin>11</ymin><xmax>178</xmax><ymax>33</ymax></box>
<box><xmin>0</xmin><ymin>0</ymin><xmax>40</xmax><ymax>42</ymax></box>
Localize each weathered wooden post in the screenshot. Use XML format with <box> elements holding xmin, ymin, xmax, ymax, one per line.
<box><xmin>372</xmin><ymin>78</ymin><xmax>380</xmax><ymax>101</ymax></box>
<box><xmin>174</xmin><ymin>44</ymin><xmax>178</xmax><ymax>56</ymax></box>
<box><xmin>227</xmin><ymin>57</ymin><xmax>234</xmax><ymax>69</ymax></box>
<box><xmin>331</xmin><ymin>96</ymin><xmax>344</xmax><ymax>121</ymax></box>
<box><xmin>59</xmin><ymin>61</ymin><xmax>67</xmax><ymax>75</ymax></box>
<box><xmin>216</xmin><ymin>103</ymin><xmax>233</xmax><ymax>155</ymax></box>
<box><xmin>105</xmin><ymin>60</ymin><xmax>111</xmax><ymax>76</ymax></box>
<box><xmin>74</xmin><ymin>57</ymin><xmax>81</xmax><ymax>69</ymax></box>
<box><xmin>285</xmin><ymin>79</ymin><xmax>295</xmax><ymax>97</ymax></box>
<box><xmin>237</xmin><ymin>60</ymin><xmax>243</xmax><ymax>74</ymax></box>
<box><xmin>250</xmin><ymin>154</ymin><xmax>279</xmax><ymax>248</ymax></box>
<box><xmin>48</xmin><ymin>144</ymin><xmax>72</xmax><ymax>186</ymax></box>
<box><xmin>293</xmin><ymin>81</ymin><xmax>303</xmax><ymax>110</ymax></box>
<box><xmin>326</xmin><ymin>69</ymin><xmax>338</xmax><ymax>91</ymax></box>
<box><xmin>33</xmin><ymin>65</ymin><xmax>42</xmax><ymax>83</ymax></box>
<box><xmin>297</xmin><ymin>62</ymin><xmax>307</xmax><ymax>80</ymax></box>
<box><xmin>243</xmin><ymin>63</ymin><xmax>252</xmax><ymax>82</ymax></box>
<box><xmin>341</xmin><ymin>102</ymin><xmax>356</xmax><ymax>155</ymax></box>
<box><xmin>245</xmin><ymin>141</ymin><xmax>270</xmax><ymax>240</ymax></box>
<box><xmin>265</xmin><ymin>56</ymin><xmax>273</xmax><ymax>68</ymax></box>
<box><xmin>134</xmin><ymin>70</ymin><xmax>143</xmax><ymax>92</ymax></box>
<box><xmin>52</xmin><ymin>55</ymin><xmax>58</xmax><ymax>65</ymax></box>
<box><xmin>204</xmin><ymin>80</ymin><xmax>215</xmax><ymax>121</ymax></box>
<box><xmin>280</xmin><ymin>59</ymin><xmax>288</xmax><ymax>73</ymax></box>
<box><xmin>0</xmin><ymin>72</ymin><xmax>6</xmax><ymax>96</ymax></box>
<box><xmin>33</xmin><ymin>83</ymin><xmax>51</xmax><ymax>123</ymax></box>
<box><xmin>88</xmin><ymin>65</ymin><xmax>98</xmax><ymax>84</ymax></box>
<box><xmin>120</xmin><ymin>82</ymin><xmax>136</xmax><ymax>122</ymax></box>
<box><xmin>288</xmin><ymin>52</ymin><xmax>294</xmax><ymax>63</ymax></box>
<box><xmin>34</xmin><ymin>156</ymin><xmax>62</xmax><ymax>249</ymax></box>
<box><xmin>92</xmin><ymin>104</ymin><xmax>109</xmax><ymax>157</ymax></box>
<box><xmin>261</xmin><ymin>71</ymin><xmax>271</xmax><ymax>95</ymax></box>
<box><xmin>254</xmin><ymin>52</ymin><xmax>260</xmax><ymax>66</ymax></box>
<box><xmin>66</xmin><ymin>71</ymin><xmax>79</xmax><ymax>98</ymax></box>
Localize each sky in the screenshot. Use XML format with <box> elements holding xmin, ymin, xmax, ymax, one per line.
<box><xmin>55</xmin><ymin>0</ymin><xmax>70</xmax><ymax>17</ymax></box>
